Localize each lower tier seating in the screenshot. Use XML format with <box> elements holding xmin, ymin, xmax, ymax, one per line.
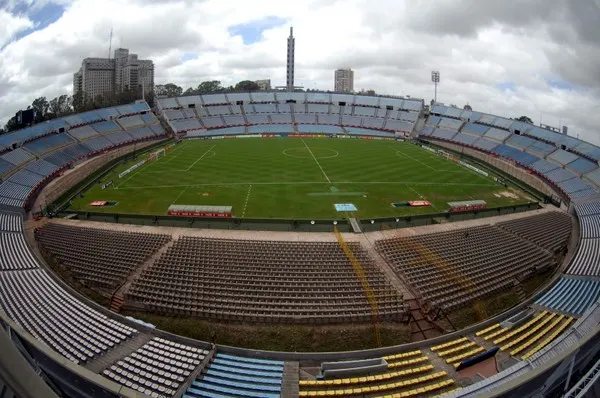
<box><xmin>476</xmin><ymin>310</ymin><xmax>573</xmax><ymax>360</ymax></box>
<box><xmin>495</xmin><ymin>211</ymin><xmax>572</xmax><ymax>252</ymax></box>
<box><xmin>376</xmin><ymin>224</ymin><xmax>555</xmax><ymax>310</ymax></box>
<box><xmin>298</xmin><ymin>350</ymin><xmax>455</xmax><ymax>397</ymax></box>
<box><xmin>103</xmin><ymin>337</ymin><xmax>208</xmax><ymax>397</ymax></box>
<box><xmin>128</xmin><ymin>237</ymin><xmax>406</xmax><ymax>323</ymax></box>
<box><xmin>37</xmin><ymin>223</ymin><xmax>171</xmax><ymax>289</ymax></box>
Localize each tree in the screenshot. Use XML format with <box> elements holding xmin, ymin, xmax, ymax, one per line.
<box><xmin>30</xmin><ymin>96</ymin><xmax>50</xmax><ymax>123</ymax></box>
<box><xmin>3</xmin><ymin>115</ymin><xmax>19</xmax><ymax>133</ymax></box>
<box><xmin>515</xmin><ymin>115</ymin><xmax>534</xmax><ymax>124</ymax></box>
<box><xmin>48</xmin><ymin>94</ymin><xmax>72</xmax><ymax>118</ymax></box>
<box><xmin>234</xmin><ymin>80</ymin><xmax>260</xmax><ymax>92</ymax></box>
<box><xmin>196</xmin><ymin>80</ymin><xmax>224</xmax><ymax>93</ymax></box>
<box><xmin>158</xmin><ymin>83</ymin><xmax>183</xmax><ymax>97</ymax></box>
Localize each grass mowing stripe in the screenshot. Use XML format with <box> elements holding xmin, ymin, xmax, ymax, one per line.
<box><xmin>69</xmin><ymin>138</ymin><xmax>532</xmax><ymax>218</ymax></box>
<box><xmin>185</xmin><ymin>144</ymin><xmax>216</xmax><ymax>171</ymax></box>
<box><xmin>301</xmin><ymin>138</ymin><xmax>331</xmax><ymax>183</ymax></box>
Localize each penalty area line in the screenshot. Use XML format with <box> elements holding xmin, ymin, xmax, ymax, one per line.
<box><xmin>242</xmin><ymin>185</ymin><xmax>252</xmax><ymax>218</ymax></box>
<box><xmin>171</xmin><ymin>186</ymin><xmax>190</xmax><ymax>205</ymax></box>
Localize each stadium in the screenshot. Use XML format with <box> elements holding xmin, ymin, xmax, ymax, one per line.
<box><xmin>0</xmin><ymin>88</ymin><xmax>599</xmax><ymax>398</ymax></box>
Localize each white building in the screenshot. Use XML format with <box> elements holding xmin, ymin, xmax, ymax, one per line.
<box><xmin>334</xmin><ymin>68</ymin><xmax>354</xmax><ymax>93</ymax></box>
<box><xmin>73</xmin><ymin>48</ymin><xmax>154</xmax><ymax>100</ymax></box>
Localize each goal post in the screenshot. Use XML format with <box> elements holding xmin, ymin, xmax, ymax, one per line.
<box><xmin>148</xmin><ymin>148</ymin><xmax>165</xmax><ymax>161</ymax></box>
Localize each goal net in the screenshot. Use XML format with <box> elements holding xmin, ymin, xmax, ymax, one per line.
<box><xmin>148</xmin><ymin>148</ymin><xmax>166</xmax><ymax>161</ymax></box>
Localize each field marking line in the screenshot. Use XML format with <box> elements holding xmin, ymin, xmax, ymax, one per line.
<box><xmin>301</xmin><ymin>138</ymin><xmax>331</xmax><ymax>183</ymax></box>
<box><xmin>242</xmin><ymin>184</ymin><xmax>252</xmax><ymax>217</ymax></box>
<box><xmin>406</xmin><ymin>184</ymin><xmax>439</xmax><ymax>210</ymax></box>
<box><xmin>115</xmin><ymin>157</ymin><xmax>157</xmax><ymax>189</ymax></box>
<box><xmin>185</xmin><ymin>144</ymin><xmax>216</xmax><ymax>171</ymax></box>
<box><xmin>163</xmin><ymin>141</ymin><xmax>191</xmax><ymax>164</ymax></box>
<box><xmin>393</xmin><ymin>148</ymin><xmax>437</xmax><ymax>171</ymax></box>
<box><xmin>171</xmin><ymin>186</ymin><xmax>190</xmax><ymax>205</ymax></box>
<box><xmin>116</xmin><ymin>181</ymin><xmax>498</xmax><ymax>189</ymax></box>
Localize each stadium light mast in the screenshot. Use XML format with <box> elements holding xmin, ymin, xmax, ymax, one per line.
<box><xmin>431</xmin><ymin>71</ymin><xmax>440</xmax><ymax>104</ymax></box>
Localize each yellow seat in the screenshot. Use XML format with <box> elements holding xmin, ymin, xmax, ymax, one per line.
<box><xmin>522</xmin><ymin>317</ymin><xmax>573</xmax><ymax>360</ymax></box>
<box><xmin>316</xmin><ymin>391</ymin><xmax>327</xmax><ymax>397</ymax></box>
<box><xmin>446</xmin><ymin>346</ymin><xmax>485</xmax><ymax>365</ymax></box>
<box><xmin>430</xmin><ymin>337</ymin><xmax>468</xmax><ymax>351</ymax></box>
<box><xmin>494</xmin><ymin>311</ymin><xmax>549</xmax><ymax>345</ymax></box>
<box><xmin>298</xmin><ymin>391</ymin><xmax>309</xmax><ymax>397</ymax></box>
<box><xmin>476</xmin><ymin>323</ymin><xmax>501</xmax><ymax>337</ymax></box>
<box><xmin>437</xmin><ymin>341</ymin><xmax>477</xmax><ymax>357</ymax></box>
<box><xmin>334</xmin><ymin>390</ymin><xmax>346</xmax><ymax>397</ymax></box>
<box><xmin>508</xmin><ymin>314</ymin><xmax>563</xmax><ymax>355</ymax></box>
<box><xmin>500</xmin><ymin>313</ymin><xmax>557</xmax><ymax>351</ymax></box>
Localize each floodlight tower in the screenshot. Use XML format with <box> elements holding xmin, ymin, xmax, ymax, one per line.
<box><xmin>431</xmin><ymin>71</ymin><xmax>440</xmax><ymax>104</ymax></box>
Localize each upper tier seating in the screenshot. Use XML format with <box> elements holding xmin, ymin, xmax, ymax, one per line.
<box><xmin>37</xmin><ymin>223</ymin><xmax>171</xmax><ymax>289</ymax></box>
<box><xmin>0</xmin><ymin>269</ymin><xmax>137</xmax><ymax>364</ymax></box>
<box><xmin>566</xmin><ymin>157</ymin><xmax>598</xmax><ymax>175</ymax></box>
<box><xmin>128</xmin><ymin>237</ymin><xmax>405</xmax><ymax>323</ymax></box>
<box><xmin>68</xmin><ymin>125</ymin><xmax>99</xmax><ymax>140</ymax></box>
<box><xmin>376</xmin><ymin>223</ymin><xmax>555</xmax><ymax>310</ymax></box>
<box><xmin>496</xmin><ymin>211</ymin><xmax>572</xmax><ymax>252</ymax></box>
<box><xmin>103</xmin><ymin>337</ymin><xmax>208</xmax><ymax>397</ymax></box>
<box><xmin>1</xmin><ymin>148</ymin><xmax>35</xmax><ymax>167</ymax></box>
<box><xmin>23</xmin><ymin>133</ymin><xmax>73</xmax><ymax>155</ymax></box>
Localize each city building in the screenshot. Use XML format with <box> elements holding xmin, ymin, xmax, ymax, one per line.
<box><xmin>255</xmin><ymin>79</ymin><xmax>272</xmax><ymax>90</ymax></box>
<box><xmin>73</xmin><ymin>48</ymin><xmax>154</xmax><ymax>100</ymax></box>
<box><xmin>334</xmin><ymin>68</ymin><xmax>354</xmax><ymax>92</ymax></box>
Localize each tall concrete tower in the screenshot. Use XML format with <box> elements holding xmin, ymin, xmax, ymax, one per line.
<box><xmin>286</xmin><ymin>26</ymin><xmax>295</xmax><ymax>92</ymax></box>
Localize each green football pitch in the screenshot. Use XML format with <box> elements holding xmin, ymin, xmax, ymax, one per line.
<box><xmin>68</xmin><ymin>138</ymin><xmax>533</xmax><ymax>219</ymax></box>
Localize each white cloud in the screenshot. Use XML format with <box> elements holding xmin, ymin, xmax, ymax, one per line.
<box><xmin>0</xmin><ymin>0</ymin><xmax>599</xmax><ymax>145</ymax></box>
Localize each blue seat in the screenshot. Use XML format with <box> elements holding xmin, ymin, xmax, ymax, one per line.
<box><xmin>207</xmin><ymin>369</ymin><xmax>281</xmax><ymax>385</ymax></box>
<box><xmin>216</xmin><ymin>354</ymin><xmax>284</xmax><ymax>366</ymax></box>
<box><xmin>191</xmin><ymin>382</ymin><xmax>281</xmax><ymax>398</ymax></box>
<box><xmin>209</xmin><ymin>363</ymin><xmax>282</xmax><ymax>378</ymax></box>
<box><xmin>212</xmin><ymin>359</ymin><xmax>283</xmax><ymax>373</ymax></box>
<box><xmin>196</xmin><ymin>377</ymin><xmax>281</xmax><ymax>393</ymax></box>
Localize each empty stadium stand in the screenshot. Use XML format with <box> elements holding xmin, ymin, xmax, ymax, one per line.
<box><xmin>375</xmin><ymin>220</ymin><xmax>560</xmax><ymax>311</ymax></box>
<box><xmin>298</xmin><ymin>349</ymin><xmax>455</xmax><ymax>397</ymax></box>
<box><xmin>37</xmin><ymin>223</ymin><xmax>171</xmax><ymax>289</ymax></box>
<box><xmin>158</xmin><ymin>92</ymin><xmax>423</xmax><ymax>137</ymax></box>
<box><xmin>128</xmin><ymin>236</ymin><xmax>406</xmax><ymax>323</ymax></box>
<box><xmin>495</xmin><ymin>211</ymin><xmax>572</xmax><ymax>252</ymax></box>
<box><xmin>103</xmin><ymin>337</ymin><xmax>208</xmax><ymax>397</ymax></box>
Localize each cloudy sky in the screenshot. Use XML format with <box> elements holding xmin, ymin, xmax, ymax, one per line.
<box><xmin>1</xmin><ymin>0</ymin><xmax>599</xmax><ymax>144</ymax></box>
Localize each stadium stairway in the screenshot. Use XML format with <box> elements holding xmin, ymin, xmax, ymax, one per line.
<box><xmin>84</xmin><ymin>333</ymin><xmax>154</xmax><ymax>374</ymax></box>
<box><xmin>117</xmin><ymin>237</ymin><xmax>176</xmax><ymax>300</ymax></box>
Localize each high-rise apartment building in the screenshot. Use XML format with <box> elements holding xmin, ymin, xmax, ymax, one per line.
<box><xmin>334</xmin><ymin>68</ymin><xmax>354</xmax><ymax>93</ymax></box>
<box><xmin>255</xmin><ymin>79</ymin><xmax>272</xmax><ymax>90</ymax></box>
<box><xmin>73</xmin><ymin>48</ymin><xmax>154</xmax><ymax>100</ymax></box>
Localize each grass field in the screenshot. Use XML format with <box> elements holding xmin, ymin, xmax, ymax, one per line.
<box><xmin>68</xmin><ymin>137</ymin><xmax>533</xmax><ymax>219</ymax></box>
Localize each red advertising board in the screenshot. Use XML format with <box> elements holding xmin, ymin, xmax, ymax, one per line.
<box><xmin>167</xmin><ymin>210</ymin><xmax>232</xmax><ymax>218</ymax></box>
<box><xmin>448</xmin><ymin>204</ymin><xmax>487</xmax><ymax>213</ymax></box>
<box><xmin>408</xmin><ymin>201</ymin><xmax>431</xmax><ymax>207</ymax></box>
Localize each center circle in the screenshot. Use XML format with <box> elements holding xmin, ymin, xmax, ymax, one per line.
<box><xmin>282</xmin><ymin>147</ymin><xmax>339</xmax><ymax>159</ymax></box>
